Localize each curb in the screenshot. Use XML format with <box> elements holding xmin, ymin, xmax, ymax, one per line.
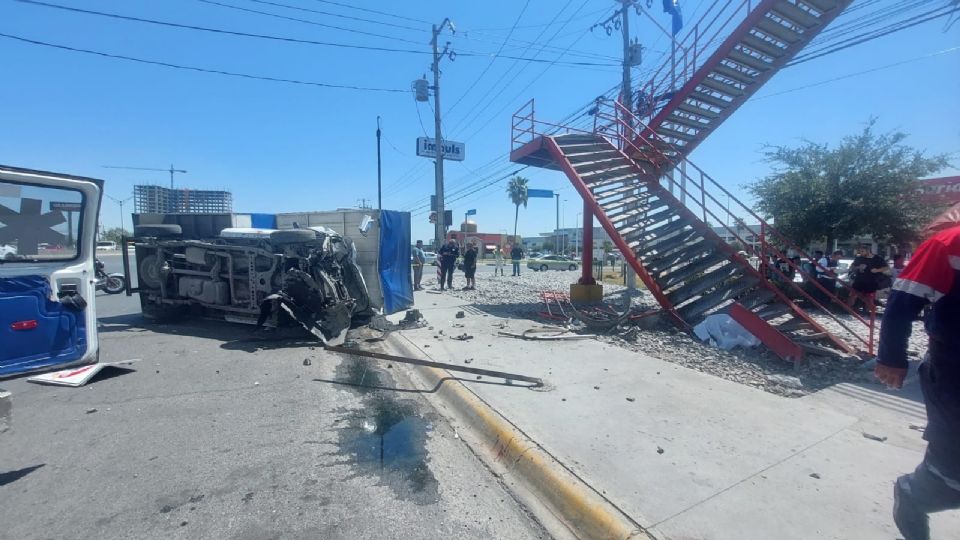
<box><xmin>385</xmin><ymin>333</ymin><xmax>653</xmax><ymax>540</ymax></box>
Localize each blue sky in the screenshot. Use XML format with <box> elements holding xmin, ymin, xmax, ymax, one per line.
<box><xmin>2</xmin><ymin>0</ymin><xmax>958</xmax><ymax>243</ymax></box>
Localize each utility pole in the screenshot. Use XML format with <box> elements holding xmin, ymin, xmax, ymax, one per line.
<box><xmin>357</xmin><ymin>198</ymin><xmax>371</xmax><ymax>209</ymax></box>
<box><xmin>105</xmin><ymin>194</ymin><xmax>133</xmax><ymax>234</ymax></box>
<box><xmin>430</xmin><ymin>18</ymin><xmax>455</xmax><ymax>250</ymax></box>
<box><xmin>555</xmin><ymin>193</ymin><xmax>560</xmax><ymax>254</ymax></box>
<box><xmin>620</xmin><ymin>0</ymin><xmax>637</xmax><ymax>290</ymax></box>
<box><xmin>376</xmin><ymin>116</ymin><xmax>382</xmax><ymax>211</ymax></box>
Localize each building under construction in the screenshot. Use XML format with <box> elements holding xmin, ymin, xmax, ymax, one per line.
<box><xmin>133</xmin><ymin>185</ymin><xmax>232</xmax><ymax>214</ymax></box>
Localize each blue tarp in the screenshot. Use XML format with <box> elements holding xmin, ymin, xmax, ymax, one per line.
<box><xmin>378</xmin><ymin>210</ymin><xmax>413</xmax><ymax>314</ymax></box>
<box><xmin>250</xmin><ymin>213</ymin><xmax>277</xmax><ymax>229</ymax></box>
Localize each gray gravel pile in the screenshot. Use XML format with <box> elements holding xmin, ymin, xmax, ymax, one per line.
<box><xmin>421</xmin><ymin>269</ymin><xmax>904</xmax><ymax>398</ymax></box>
<box><xmin>807</xmin><ymin>311</ymin><xmax>928</xmax><ymax>358</ymax></box>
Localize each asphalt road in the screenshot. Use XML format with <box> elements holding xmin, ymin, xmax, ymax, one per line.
<box><xmin>0</xmin><ymin>255</ymin><xmax>547</xmax><ymax>540</ymax></box>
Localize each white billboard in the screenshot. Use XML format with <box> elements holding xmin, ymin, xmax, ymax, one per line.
<box><xmin>416</xmin><ymin>137</ymin><xmax>465</xmax><ymax>161</ymax></box>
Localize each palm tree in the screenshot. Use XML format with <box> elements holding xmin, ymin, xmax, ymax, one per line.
<box><xmin>506</xmin><ymin>176</ymin><xmax>529</xmax><ymax>240</ymax></box>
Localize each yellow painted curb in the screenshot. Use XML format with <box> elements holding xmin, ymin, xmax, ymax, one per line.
<box><xmin>388</xmin><ymin>335</ymin><xmax>653</xmax><ymax>540</ymax></box>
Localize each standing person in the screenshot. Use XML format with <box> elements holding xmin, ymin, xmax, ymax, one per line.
<box><xmin>845</xmin><ymin>244</ymin><xmax>888</xmax><ymax>312</ymax></box>
<box><xmin>510</xmin><ymin>243</ymin><xmax>524</xmax><ymax>277</ymax></box>
<box><xmin>816</xmin><ymin>250</ymin><xmax>842</xmax><ymax>303</ymax></box>
<box><xmin>493</xmin><ymin>245</ymin><xmax>505</xmax><ymax>276</ymax></box>
<box><xmin>411</xmin><ymin>240</ymin><xmax>426</xmax><ymax>291</ymax></box>
<box><xmin>875</xmin><ymin>226</ymin><xmax>960</xmax><ymax>540</ymax></box>
<box><xmin>438</xmin><ymin>239</ymin><xmax>459</xmax><ymax>291</ymax></box>
<box><xmin>462</xmin><ymin>241</ymin><xmax>478</xmax><ymax>290</ymax></box>
<box><xmin>892</xmin><ymin>252</ymin><xmax>907</xmax><ymax>280</ymax></box>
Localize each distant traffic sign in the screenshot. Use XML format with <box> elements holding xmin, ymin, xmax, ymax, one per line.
<box><xmin>527</xmin><ymin>189</ymin><xmax>554</xmax><ymax>198</ymax></box>
<box><xmin>416</xmin><ymin>137</ymin><xmax>465</xmax><ymax>161</ymax></box>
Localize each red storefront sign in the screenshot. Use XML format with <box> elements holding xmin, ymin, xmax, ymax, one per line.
<box><xmin>918</xmin><ymin>176</ymin><xmax>960</xmax><ymax>204</ymax></box>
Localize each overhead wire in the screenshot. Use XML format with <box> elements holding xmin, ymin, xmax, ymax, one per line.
<box><xmin>11</xmin><ymin>0</ymin><xmax>620</xmax><ymax>67</ymax></box>
<box><xmin>0</xmin><ymin>32</ymin><xmax>408</xmax><ymax>92</ymax></box>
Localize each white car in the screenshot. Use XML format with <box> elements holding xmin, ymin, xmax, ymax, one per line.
<box><xmin>0</xmin><ymin>244</ymin><xmax>16</xmax><ymax>260</ymax></box>
<box><xmin>96</xmin><ymin>241</ymin><xmax>117</xmax><ymax>251</ymax></box>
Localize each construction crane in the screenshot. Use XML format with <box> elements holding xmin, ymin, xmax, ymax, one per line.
<box><xmin>102</xmin><ymin>164</ymin><xmax>187</xmax><ymax>189</ymax></box>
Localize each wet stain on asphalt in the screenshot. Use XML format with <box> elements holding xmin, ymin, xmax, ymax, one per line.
<box><xmin>332</xmin><ymin>356</ymin><xmax>439</xmax><ymax>505</ymax></box>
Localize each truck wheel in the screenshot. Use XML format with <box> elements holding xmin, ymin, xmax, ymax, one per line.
<box><xmin>134</xmin><ymin>224</ymin><xmax>182</xmax><ymax>238</ymax></box>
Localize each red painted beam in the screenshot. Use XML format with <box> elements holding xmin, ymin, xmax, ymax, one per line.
<box><xmin>728</xmin><ymin>302</ymin><xmax>803</xmax><ymax>362</ymax></box>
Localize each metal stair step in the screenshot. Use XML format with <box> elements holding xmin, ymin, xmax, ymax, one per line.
<box><xmin>741</xmin><ymin>32</ymin><xmax>788</xmax><ymax>57</ymax></box>
<box><xmin>677</xmin><ymin>102</ymin><xmax>719</xmax><ymax>119</ymax></box>
<box><xmin>667</xmin><ymin>263</ymin><xmax>740</xmax><ymax>305</ymax></box>
<box><xmin>631</xmin><ymin>226</ymin><xmax>697</xmax><ymax>253</ymax></box>
<box><xmin>579</xmin><ymin>163</ymin><xmax>634</xmax><ymax>180</ymax></box>
<box><xmin>727</xmin><ymin>49</ymin><xmax>773</xmax><ymax>72</ymax></box>
<box><xmin>609</xmin><ymin>207</ymin><xmax>654</xmax><ymax>226</ymax></box>
<box><xmin>756</xmin><ymin>302</ymin><xmax>794</xmax><ymax>321</ymax></box>
<box><xmin>699</xmin><ymin>76</ymin><xmax>745</xmax><ymax>97</ymax></box>
<box><xmin>738</xmin><ymin>288</ymin><xmax>777</xmax><ymax>310</ymax></box>
<box><xmin>640</xmin><ymin>229</ymin><xmax>703</xmax><ymax>259</ymax></box>
<box><xmin>601</xmin><ymin>194</ymin><xmax>646</xmax><ymax>213</ymax></box>
<box><xmin>633</xmin><ymin>217</ymin><xmax>694</xmax><ymax>247</ymax></box>
<box><xmin>655</xmin><ymin>126</ymin><xmax>695</xmax><ymax>142</ymax></box>
<box><xmin>678</xmin><ymin>277</ymin><xmax>759</xmax><ymax>322</ymax></box>
<box><xmin>589</xmin><ymin>172</ymin><xmax>640</xmax><ymax>189</ymax></box>
<box><xmin>606</xmin><ymin>196</ymin><xmax>667</xmax><ymax>219</ymax></box>
<box><xmin>755</xmin><ymin>16</ymin><xmax>802</xmax><ymax>43</ymax></box>
<box><xmin>554</xmin><ymin>133</ymin><xmax>601</xmax><ymax>142</ymax></box>
<box><xmin>777</xmin><ymin>317</ymin><xmax>815</xmax><ymax>332</ymax></box>
<box><xmin>799</xmin><ymin>0</ymin><xmax>843</xmax><ymax>13</ymax></box>
<box><xmin>664</xmin><ymin>112</ymin><xmax>710</xmax><ymax>130</ymax></box>
<box><xmin>556</xmin><ymin>142</ymin><xmax>611</xmax><ymax>154</ymax></box>
<box><xmin>646</xmin><ymin>239</ymin><xmax>715</xmax><ymax>275</ymax></box>
<box><xmin>659</xmin><ymin>252</ymin><xmax>729</xmax><ymax>289</ymax></box>
<box><xmin>772</xmin><ymin>0</ymin><xmax>821</xmax><ymax>29</ymax></box>
<box><xmin>713</xmin><ymin>62</ymin><xmax>759</xmax><ymax>84</ymax></box>
<box><xmin>689</xmin><ymin>91</ymin><xmax>733</xmax><ymax>109</ymax></box>
<box><xmin>566</xmin><ymin>149</ymin><xmax>621</xmax><ymax>163</ymax></box>
<box><xmin>572</xmin><ymin>156</ymin><xmax>631</xmax><ymax>174</ymax></box>
<box><xmin>593</xmin><ymin>183</ymin><xmax>640</xmax><ymax>199</ymax></box>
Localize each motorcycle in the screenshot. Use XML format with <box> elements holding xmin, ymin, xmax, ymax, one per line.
<box><xmin>95</xmin><ymin>258</ymin><xmax>125</xmax><ymax>294</ymax></box>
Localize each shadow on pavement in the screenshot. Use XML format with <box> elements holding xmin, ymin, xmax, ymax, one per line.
<box><xmin>0</xmin><ymin>464</ymin><xmax>45</xmax><ymax>487</ymax></box>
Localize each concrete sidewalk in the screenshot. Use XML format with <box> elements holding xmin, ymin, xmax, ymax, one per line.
<box><xmin>388</xmin><ymin>290</ymin><xmax>960</xmax><ymax>539</ymax></box>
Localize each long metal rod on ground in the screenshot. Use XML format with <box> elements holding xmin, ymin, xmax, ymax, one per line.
<box><xmin>324</xmin><ymin>345</ymin><xmax>544</xmax><ymax>387</ymax></box>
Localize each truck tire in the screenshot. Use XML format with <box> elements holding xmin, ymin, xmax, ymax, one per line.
<box><xmin>268</xmin><ymin>229</ymin><xmax>318</xmax><ymax>244</ymax></box>
<box><xmin>134</xmin><ymin>224</ymin><xmax>182</xmax><ymax>238</ymax></box>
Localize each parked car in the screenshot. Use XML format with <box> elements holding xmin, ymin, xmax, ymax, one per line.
<box><xmin>527</xmin><ymin>251</ymin><xmax>543</xmax><ymax>259</ymax></box>
<box><xmin>528</xmin><ymin>255</ymin><xmax>579</xmax><ymax>272</ymax></box>
<box><xmin>424</xmin><ymin>251</ymin><xmax>438</xmax><ymax>266</ymax></box>
<box><xmin>0</xmin><ymin>244</ymin><xmax>16</xmax><ymax>260</ymax></box>
<box><xmin>96</xmin><ymin>240</ymin><xmax>117</xmax><ymax>250</ymax></box>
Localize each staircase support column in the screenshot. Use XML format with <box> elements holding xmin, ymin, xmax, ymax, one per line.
<box><xmin>571</xmin><ymin>200</ymin><xmax>602</xmax><ymax>303</ymax></box>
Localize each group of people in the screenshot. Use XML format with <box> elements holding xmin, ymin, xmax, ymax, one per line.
<box><xmin>410</xmin><ymin>239</ymin><xmax>526</xmax><ymax>291</ymax></box>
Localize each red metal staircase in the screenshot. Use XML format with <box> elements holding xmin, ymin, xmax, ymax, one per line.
<box><xmin>635</xmin><ymin>0</ymin><xmax>853</xmax><ymax>160</ymax></box>
<box><xmin>513</xmin><ymin>101</ymin><xmax>874</xmax><ymax>357</ymax></box>
<box><xmin>508</xmin><ymin>0</ymin><xmax>873</xmax><ymax>358</ymax></box>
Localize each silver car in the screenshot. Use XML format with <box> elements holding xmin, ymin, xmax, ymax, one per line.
<box><xmin>528</xmin><ymin>255</ymin><xmax>579</xmax><ymax>272</ymax></box>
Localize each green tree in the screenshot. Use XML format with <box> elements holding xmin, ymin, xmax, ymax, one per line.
<box><xmin>101</xmin><ymin>227</ymin><xmax>131</xmax><ymax>244</ymax></box>
<box><xmin>748</xmin><ymin>121</ymin><xmax>949</xmax><ymax>247</ymax></box>
<box><xmin>506</xmin><ymin>176</ymin><xmax>529</xmax><ymax>240</ymax></box>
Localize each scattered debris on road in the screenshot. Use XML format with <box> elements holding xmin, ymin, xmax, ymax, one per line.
<box><xmin>85</xmin><ymin>408</ymin><xmax>98</xmax><ymax>414</ymax></box>
<box><xmin>303</xmin><ymin>358</ymin><xmax>312</xmax><ymax>366</ymax></box>
<box><xmin>626</xmin><ymin>397</ymin><xmax>636</xmax><ymax>402</ymax></box>
<box><xmin>27</xmin><ymin>360</ymin><xmax>141</xmax><ymax>388</ymax></box>
<box><xmin>809</xmin><ymin>472</ymin><xmax>821</xmax><ymax>479</ymax></box>
<box><xmin>862</xmin><ymin>432</ymin><xmax>888</xmax><ymax>442</ymax></box>
<box><xmin>451</xmin><ymin>333</ymin><xmax>474</xmax><ymax>341</ymax></box>
<box><xmin>455</xmin><ymin>311</ymin><xmax>466</xmax><ymax>319</ymax></box>
<box><xmin>656</xmin><ymin>446</ymin><xmax>665</xmax><ymax>455</ymax></box>
<box><xmin>498</xmin><ymin>328</ymin><xmax>594</xmax><ymax>341</ymax></box>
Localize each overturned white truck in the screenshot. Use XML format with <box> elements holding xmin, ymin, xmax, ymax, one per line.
<box><xmin>126</xmin><ymin>210</ymin><xmax>412</xmax><ymax>345</ymax></box>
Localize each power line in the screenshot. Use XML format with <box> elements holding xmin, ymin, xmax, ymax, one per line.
<box><xmin>306</xmin><ymin>0</ymin><xmax>429</xmax><ymax>25</ymax></box>
<box><xmin>13</xmin><ymin>0</ymin><xmax>431</xmax><ymax>54</ymax></box>
<box><xmin>0</xmin><ymin>32</ymin><xmax>407</xmax><ymax>92</ymax></box>
<box><xmin>446</xmin><ymin>0</ymin><xmax>532</xmax><ymax>114</ymax></box>
<box><xmin>250</xmin><ymin>0</ymin><xmax>426</xmax><ymax>32</ymax></box>
<box><xmin>195</xmin><ymin>0</ymin><xmax>425</xmax><ymax>45</ymax></box>
<box><xmin>755</xmin><ymin>45</ymin><xmax>960</xmax><ymax>101</ymax></box>
<box><xmin>789</xmin><ymin>4</ymin><xmax>959</xmax><ymax>66</ymax></box>
<box><xmin>12</xmin><ymin>0</ymin><xmax>620</xmax><ymax>67</ymax></box>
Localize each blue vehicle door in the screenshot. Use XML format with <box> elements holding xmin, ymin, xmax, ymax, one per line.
<box><xmin>0</xmin><ymin>166</ymin><xmax>103</xmax><ymax>377</ymax></box>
